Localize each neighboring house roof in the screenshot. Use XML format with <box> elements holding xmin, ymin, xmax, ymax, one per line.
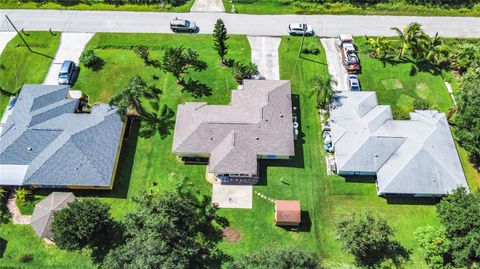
<box><xmin>275</xmin><ymin>200</ymin><xmax>301</xmax><ymax>225</ymax></box>
<box><xmin>0</xmin><ymin>84</ymin><xmax>124</xmax><ymax>187</ymax></box>
<box><xmin>172</xmin><ymin>80</ymin><xmax>294</xmax><ymax>175</ymax></box>
<box><xmin>330</xmin><ymin>91</ymin><xmax>468</xmax><ymax>196</ymax></box>
<box><xmin>30</xmin><ymin>192</ymin><xmax>76</xmax><ymax>239</ymax></box>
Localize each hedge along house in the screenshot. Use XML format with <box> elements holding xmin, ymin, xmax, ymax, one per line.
<box><xmin>172</xmin><ymin>80</ymin><xmax>295</xmax><ymax>185</ymax></box>
<box><xmin>329</xmin><ymin>91</ymin><xmax>468</xmax><ymax>197</ymax></box>
<box><xmin>0</xmin><ymin>85</ymin><xmax>125</xmax><ymax>189</ymax></box>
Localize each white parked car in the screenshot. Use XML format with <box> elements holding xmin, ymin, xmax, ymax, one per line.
<box><xmin>347</xmin><ymin>74</ymin><xmax>361</xmax><ymax>91</ymax></box>
<box><xmin>170</xmin><ymin>19</ymin><xmax>197</xmax><ymax>33</ymax></box>
<box><xmin>288</xmin><ymin>23</ymin><xmax>314</xmax><ymax>36</ymax></box>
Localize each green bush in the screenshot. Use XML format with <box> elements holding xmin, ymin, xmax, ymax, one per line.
<box><xmin>413</xmin><ymin>99</ymin><xmax>430</xmax><ymax>110</ymax></box>
<box><xmin>80</xmin><ymin>49</ymin><xmax>104</xmax><ymax>71</ymax></box>
<box><xmin>15</xmin><ymin>188</ymin><xmax>32</xmax><ymax>204</ymax></box>
<box><xmin>393</xmin><ymin>110</ymin><xmax>410</xmax><ymax>120</ymax></box>
<box><xmin>302</xmin><ymin>43</ymin><xmax>320</xmax><ymax>55</ymax></box>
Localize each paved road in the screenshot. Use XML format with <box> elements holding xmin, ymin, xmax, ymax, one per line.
<box><xmin>1</xmin><ymin>9</ymin><xmax>479</xmax><ymax>37</ymax></box>
<box><xmin>248</xmin><ymin>36</ymin><xmax>281</xmax><ymax>80</ymax></box>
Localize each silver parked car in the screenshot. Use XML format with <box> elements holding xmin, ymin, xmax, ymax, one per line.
<box><xmin>58</xmin><ymin>60</ymin><xmax>75</xmax><ymax>85</ymax></box>
<box><xmin>288</xmin><ymin>23</ymin><xmax>314</xmax><ymax>36</ymax></box>
<box><xmin>170</xmin><ymin>19</ymin><xmax>197</xmax><ymax>33</ymax></box>
<box><xmin>347</xmin><ymin>74</ymin><xmax>361</xmax><ymax>91</ymax></box>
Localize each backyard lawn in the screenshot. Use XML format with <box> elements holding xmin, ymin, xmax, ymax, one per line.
<box><xmin>0</xmin><ymin>31</ymin><xmax>60</xmax><ymax>118</ymax></box>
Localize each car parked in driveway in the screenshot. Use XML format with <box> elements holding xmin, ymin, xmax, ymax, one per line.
<box><xmin>170</xmin><ymin>18</ymin><xmax>197</xmax><ymax>33</ymax></box>
<box><xmin>347</xmin><ymin>74</ymin><xmax>361</xmax><ymax>91</ymax></box>
<box><xmin>58</xmin><ymin>60</ymin><xmax>75</xmax><ymax>85</ymax></box>
<box><xmin>288</xmin><ymin>23</ymin><xmax>314</xmax><ymax>36</ymax></box>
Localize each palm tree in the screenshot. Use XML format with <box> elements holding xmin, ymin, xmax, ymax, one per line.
<box><xmin>366</xmin><ymin>36</ymin><xmax>390</xmax><ymax>59</ymax></box>
<box><xmin>109</xmin><ymin>76</ymin><xmax>161</xmax><ymax>121</ymax></box>
<box><xmin>232</xmin><ymin>61</ymin><xmax>259</xmax><ymax>83</ymax></box>
<box><xmin>390</xmin><ymin>22</ymin><xmax>427</xmax><ymax>59</ymax></box>
<box><xmin>421</xmin><ymin>33</ymin><xmax>448</xmax><ymax>65</ymax></box>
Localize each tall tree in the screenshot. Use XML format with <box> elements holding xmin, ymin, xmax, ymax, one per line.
<box><xmin>228</xmin><ymin>247</ymin><xmax>323</xmax><ymax>269</ymax></box>
<box><xmin>336</xmin><ymin>211</ymin><xmax>409</xmax><ymax>267</ymax></box>
<box><xmin>109</xmin><ymin>76</ymin><xmax>160</xmax><ymax>120</ymax></box>
<box><xmin>315</xmin><ymin>75</ymin><xmax>335</xmax><ymax>110</ymax></box>
<box><xmin>455</xmin><ymin>68</ymin><xmax>480</xmax><ymax>167</ymax></box>
<box><xmin>415</xmin><ymin>226</ymin><xmax>451</xmax><ymax>269</ymax></box>
<box><xmin>161</xmin><ymin>46</ymin><xmax>207</xmax><ymax>84</ymax></box>
<box><xmin>391</xmin><ymin>22</ymin><xmax>427</xmax><ymax>59</ymax></box>
<box><xmin>102</xmin><ymin>181</ymin><xmax>226</xmax><ymax>269</ymax></box>
<box><xmin>436</xmin><ymin>188</ymin><xmax>480</xmax><ymax>267</ymax></box>
<box><xmin>52</xmin><ymin>199</ymin><xmax>117</xmax><ymax>255</ymax></box>
<box><xmin>213</xmin><ymin>19</ymin><xmax>229</xmax><ymax>65</ymax></box>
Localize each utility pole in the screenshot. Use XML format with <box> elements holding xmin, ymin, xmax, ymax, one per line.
<box><xmin>298</xmin><ymin>26</ymin><xmax>306</xmax><ymax>58</ymax></box>
<box><xmin>5</xmin><ymin>15</ymin><xmax>32</xmax><ymax>52</ymax></box>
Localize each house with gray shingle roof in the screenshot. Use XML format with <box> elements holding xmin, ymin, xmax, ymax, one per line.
<box><xmin>172</xmin><ymin>80</ymin><xmax>295</xmax><ymax>184</ymax></box>
<box><xmin>330</xmin><ymin>91</ymin><xmax>469</xmax><ymax>197</ymax></box>
<box><xmin>0</xmin><ymin>84</ymin><xmax>124</xmax><ymax>189</ymax></box>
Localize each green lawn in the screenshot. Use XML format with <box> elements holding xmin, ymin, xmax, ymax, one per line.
<box><xmin>0</xmin><ymin>0</ymin><xmax>194</xmax><ymax>12</ymax></box>
<box><xmin>0</xmin><ymin>31</ymin><xmax>60</xmax><ymax>118</ymax></box>
<box><xmin>0</xmin><ymin>34</ymin><xmax>442</xmax><ymax>268</ymax></box>
<box><xmin>355</xmin><ymin>38</ymin><xmax>454</xmax><ymax>118</ymax></box>
<box><xmin>224</xmin><ymin>0</ymin><xmax>480</xmax><ymax>16</ymax></box>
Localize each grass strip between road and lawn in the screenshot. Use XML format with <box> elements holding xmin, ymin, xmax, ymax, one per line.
<box><xmin>0</xmin><ymin>0</ymin><xmax>194</xmax><ymax>12</ymax></box>
<box><xmin>223</xmin><ymin>0</ymin><xmax>480</xmax><ymax>16</ymax></box>
<box><xmin>0</xmin><ymin>31</ymin><xmax>60</xmax><ymax>118</ymax></box>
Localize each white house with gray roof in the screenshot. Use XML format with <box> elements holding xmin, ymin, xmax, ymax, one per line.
<box><xmin>330</xmin><ymin>91</ymin><xmax>468</xmax><ymax>197</ymax></box>
<box><xmin>172</xmin><ymin>80</ymin><xmax>295</xmax><ymax>184</ymax></box>
<box><xmin>0</xmin><ymin>85</ymin><xmax>124</xmax><ymax>189</ymax></box>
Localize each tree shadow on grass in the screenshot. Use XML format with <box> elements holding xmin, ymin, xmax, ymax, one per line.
<box><xmin>0</xmin><ymin>237</ymin><xmax>7</xmax><ymax>259</ymax></box>
<box><xmin>181</xmin><ymin>79</ymin><xmax>212</xmax><ymax>98</ymax></box>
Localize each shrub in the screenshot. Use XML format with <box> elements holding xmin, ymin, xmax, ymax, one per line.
<box><xmin>80</xmin><ymin>49</ymin><xmax>104</xmax><ymax>71</ymax></box>
<box><xmin>302</xmin><ymin>43</ymin><xmax>320</xmax><ymax>55</ymax></box>
<box><xmin>413</xmin><ymin>99</ymin><xmax>430</xmax><ymax>110</ymax></box>
<box><xmin>232</xmin><ymin>61</ymin><xmax>259</xmax><ymax>82</ymax></box>
<box><xmin>393</xmin><ymin>110</ymin><xmax>410</xmax><ymax>120</ymax></box>
<box><xmin>18</xmin><ymin>253</ymin><xmax>33</xmax><ymax>263</ymax></box>
<box><xmin>15</xmin><ymin>188</ymin><xmax>32</xmax><ymax>204</ymax></box>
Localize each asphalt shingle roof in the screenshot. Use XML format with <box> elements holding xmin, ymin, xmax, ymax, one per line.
<box><xmin>0</xmin><ymin>85</ymin><xmax>123</xmax><ymax>187</ymax></box>
<box><xmin>172</xmin><ymin>80</ymin><xmax>295</xmax><ymax>174</ymax></box>
<box><xmin>330</xmin><ymin>91</ymin><xmax>468</xmax><ymax>196</ymax></box>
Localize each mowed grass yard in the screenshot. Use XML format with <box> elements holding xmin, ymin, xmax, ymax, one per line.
<box><xmin>0</xmin><ymin>34</ymin><xmax>465</xmax><ymax>268</ymax></box>
<box><xmin>0</xmin><ymin>31</ymin><xmax>60</xmax><ymax>118</ymax></box>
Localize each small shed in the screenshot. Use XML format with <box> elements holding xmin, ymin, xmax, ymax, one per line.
<box><xmin>274</xmin><ymin>200</ymin><xmax>301</xmax><ymax>226</ymax></box>
<box><xmin>30</xmin><ymin>192</ymin><xmax>76</xmax><ymax>239</ymax></box>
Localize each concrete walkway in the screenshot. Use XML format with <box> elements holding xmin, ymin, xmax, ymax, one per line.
<box><xmin>248</xmin><ymin>36</ymin><xmax>281</xmax><ymax>80</ymax></box>
<box><xmin>0</xmin><ymin>32</ymin><xmax>16</xmax><ymax>55</ymax></box>
<box><xmin>43</xmin><ymin>32</ymin><xmax>94</xmax><ymax>85</ymax></box>
<box><xmin>212</xmin><ymin>184</ymin><xmax>252</xmax><ymax>208</ymax></box>
<box><xmin>7</xmin><ymin>194</ymin><xmax>31</xmax><ymax>225</ymax></box>
<box><xmin>190</xmin><ymin>0</ymin><xmax>225</xmax><ymax>12</ymax></box>
<box><xmin>320</xmin><ymin>38</ymin><xmax>348</xmax><ymax>92</ymax></box>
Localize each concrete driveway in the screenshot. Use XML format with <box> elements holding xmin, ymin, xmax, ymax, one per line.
<box><xmin>248</xmin><ymin>36</ymin><xmax>281</xmax><ymax>80</ymax></box>
<box><xmin>43</xmin><ymin>32</ymin><xmax>94</xmax><ymax>85</ymax></box>
<box><xmin>320</xmin><ymin>38</ymin><xmax>348</xmax><ymax>92</ymax></box>
<box><xmin>0</xmin><ymin>32</ymin><xmax>16</xmax><ymax>55</ymax></box>
<box><xmin>212</xmin><ymin>184</ymin><xmax>252</xmax><ymax>209</ymax></box>
<box><xmin>190</xmin><ymin>0</ymin><xmax>225</xmax><ymax>12</ymax></box>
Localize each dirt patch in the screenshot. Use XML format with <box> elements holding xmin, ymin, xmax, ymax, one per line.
<box><xmin>223</xmin><ymin>227</ymin><xmax>242</xmax><ymax>243</ymax></box>
<box><xmin>381</xmin><ymin>79</ymin><xmax>403</xmax><ymax>90</ymax></box>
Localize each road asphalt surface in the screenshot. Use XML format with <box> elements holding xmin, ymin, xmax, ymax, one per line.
<box><xmin>1</xmin><ymin>9</ymin><xmax>479</xmax><ymax>37</ymax></box>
